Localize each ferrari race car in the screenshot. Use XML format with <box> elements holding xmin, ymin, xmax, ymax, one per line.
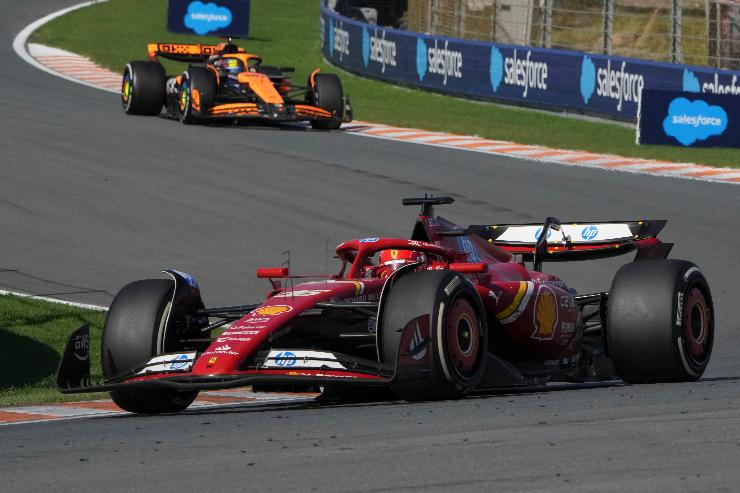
<box><xmin>120</xmin><ymin>41</ymin><xmax>352</xmax><ymax>129</ymax></box>
<box><xmin>57</xmin><ymin>196</ymin><xmax>714</xmax><ymax>414</ymax></box>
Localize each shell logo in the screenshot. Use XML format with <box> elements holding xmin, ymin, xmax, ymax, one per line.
<box><xmin>252</xmin><ymin>305</ymin><xmax>292</xmax><ymax>316</ymax></box>
<box><xmin>532</xmin><ymin>286</ymin><xmax>558</xmax><ymax>340</ymax></box>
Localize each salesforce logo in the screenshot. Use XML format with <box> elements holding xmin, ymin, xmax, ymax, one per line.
<box><xmin>329</xmin><ymin>18</ymin><xmax>349</xmax><ymax>60</ymax></box>
<box><xmin>363</xmin><ymin>27</ymin><xmax>396</xmax><ymax>73</ymax></box>
<box><xmin>581</xmin><ymin>225</ymin><xmax>599</xmax><ymax>241</ymax></box>
<box><xmin>682</xmin><ymin>69</ymin><xmax>701</xmax><ymax>93</ymax></box>
<box><xmin>184</xmin><ymin>1</ymin><xmax>232</xmax><ymax>36</ymax></box>
<box><xmin>579</xmin><ymin>56</ymin><xmax>644</xmax><ymax>111</ymax></box>
<box><xmin>416</xmin><ymin>37</ymin><xmax>462</xmax><ymax>85</ymax></box>
<box><xmin>494</xmin><ymin>48</ymin><xmax>548</xmax><ymax>97</ymax></box>
<box><xmin>490</xmin><ymin>46</ymin><xmax>503</xmax><ymax>92</ymax></box>
<box><xmin>662</xmin><ymin>98</ymin><xmax>728</xmax><ymax>146</ymax></box>
<box><xmin>580</xmin><ymin>56</ymin><xmax>596</xmax><ymax>104</ymax></box>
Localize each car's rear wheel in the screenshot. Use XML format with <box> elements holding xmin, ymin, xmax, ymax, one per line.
<box><xmin>381</xmin><ymin>270</ymin><xmax>488</xmax><ymax>400</ymax></box>
<box><xmin>102</xmin><ymin>279</ymin><xmax>198</xmax><ymax>414</ymax></box>
<box><xmin>179</xmin><ymin>67</ymin><xmax>217</xmax><ymax>124</ymax></box>
<box><xmin>308</xmin><ymin>73</ymin><xmax>344</xmax><ymax>130</ymax></box>
<box><xmin>607</xmin><ymin>260</ymin><xmax>714</xmax><ymax>383</ymax></box>
<box><xmin>121</xmin><ymin>61</ymin><xmax>166</xmax><ymax>116</ymax></box>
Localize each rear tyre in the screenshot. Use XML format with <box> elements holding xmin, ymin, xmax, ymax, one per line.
<box><xmin>381</xmin><ymin>270</ymin><xmax>488</xmax><ymax>400</ymax></box>
<box><xmin>607</xmin><ymin>260</ymin><xmax>714</xmax><ymax>383</ymax></box>
<box><xmin>121</xmin><ymin>61</ymin><xmax>166</xmax><ymax>115</ymax></box>
<box><xmin>179</xmin><ymin>67</ymin><xmax>217</xmax><ymax>124</ymax></box>
<box><xmin>102</xmin><ymin>279</ymin><xmax>198</xmax><ymax>414</ymax></box>
<box><xmin>308</xmin><ymin>73</ymin><xmax>344</xmax><ymax>130</ymax></box>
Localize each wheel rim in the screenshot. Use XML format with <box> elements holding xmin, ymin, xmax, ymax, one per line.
<box><xmin>179</xmin><ymin>80</ymin><xmax>189</xmax><ymax>113</ymax></box>
<box><xmin>683</xmin><ymin>286</ymin><xmax>710</xmax><ymax>361</ymax></box>
<box><xmin>445</xmin><ymin>297</ymin><xmax>481</xmax><ymax>378</ymax></box>
<box><xmin>121</xmin><ymin>71</ymin><xmax>132</xmax><ymax>106</ymax></box>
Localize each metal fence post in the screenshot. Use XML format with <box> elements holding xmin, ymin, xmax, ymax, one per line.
<box><xmin>491</xmin><ymin>0</ymin><xmax>498</xmax><ymax>42</ymax></box>
<box><xmin>671</xmin><ymin>0</ymin><xmax>683</xmax><ymax>63</ymax></box>
<box><xmin>541</xmin><ymin>0</ymin><xmax>553</xmax><ymax>48</ymax></box>
<box><xmin>603</xmin><ymin>0</ymin><xmax>614</xmax><ymax>55</ymax></box>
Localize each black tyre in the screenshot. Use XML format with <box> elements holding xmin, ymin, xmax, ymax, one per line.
<box><xmin>309</xmin><ymin>73</ymin><xmax>344</xmax><ymax>130</ymax></box>
<box><xmin>607</xmin><ymin>260</ymin><xmax>714</xmax><ymax>383</ymax></box>
<box><xmin>179</xmin><ymin>67</ymin><xmax>217</xmax><ymax>124</ymax></box>
<box><xmin>102</xmin><ymin>279</ymin><xmax>198</xmax><ymax>414</ymax></box>
<box><xmin>121</xmin><ymin>61</ymin><xmax>166</xmax><ymax>116</ymax></box>
<box><xmin>381</xmin><ymin>270</ymin><xmax>488</xmax><ymax>400</ymax></box>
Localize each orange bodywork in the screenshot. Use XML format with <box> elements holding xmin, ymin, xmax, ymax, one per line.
<box><xmin>236</xmin><ymin>72</ymin><xmax>284</xmax><ymax>104</ymax></box>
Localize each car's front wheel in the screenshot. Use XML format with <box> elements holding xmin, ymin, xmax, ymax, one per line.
<box><xmin>102</xmin><ymin>279</ymin><xmax>198</xmax><ymax>414</ymax></box>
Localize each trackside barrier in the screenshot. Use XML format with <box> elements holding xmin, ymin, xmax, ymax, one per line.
<box><xmin>320</xmin><ymin>3</ymin><xmax>740</xmax><ymax>122</ymax></box>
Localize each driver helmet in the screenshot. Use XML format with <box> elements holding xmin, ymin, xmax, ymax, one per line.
<box><xmin>376</xmin><ymin>249</ymin><xmax>423</xmax><ymax>278</ymax></box>
<box><xmin>215</xmin><ymin>57</ymin><xmax>243</xmax><ymax>75</ymax></box>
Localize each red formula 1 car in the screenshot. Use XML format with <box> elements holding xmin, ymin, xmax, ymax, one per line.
<box><xmin>57</xmin><ymin>197</ymin><xmax>714</xmax><ymax>414</ymax></box>
<box><xmin>121</xmin><ymin>41</ymin><xmax>352</xmax><ymax>129</ymax></box>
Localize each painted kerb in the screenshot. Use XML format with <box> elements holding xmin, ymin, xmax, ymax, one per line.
<box><xmin>320</xmin><ymin>3</ymin><xmax>740</xmax><ymax>121</ymax></box>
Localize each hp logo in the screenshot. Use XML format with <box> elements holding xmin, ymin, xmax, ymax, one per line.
<box><xmin>274</xmin><ymin>351</ymin><xmax>297</xmax><ymax>367</ymax></box>
<box><xmin>581</xmin><ymin>225</ymin><xmax>599</xmax><ymax>240</ymax></box>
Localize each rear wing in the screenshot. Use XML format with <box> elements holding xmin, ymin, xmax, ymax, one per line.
<box><xmin>463</xmin><ymin>219</ymin><xmax>672</xmax><ymax>263</ymax></box>
<box><xmin>146</xmin><ymin>43</ymin><xmax>230</xmax><ymax>63</ymax></box>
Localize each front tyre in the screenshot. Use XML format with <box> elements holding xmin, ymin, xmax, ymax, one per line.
<box><xmin>381</xmin><ymin>270</ymin><xmax>488</xmax><ymax>400</ymax></box>
<box><xmin>179</xmin><ymin>67</ymin><xmax>217</xmax><ymax>124</ymax></box>
<box><xmin>607</xmin><ymin>260</ymin><xmax>714</xmax><ymax>383</ymax></box>
<box><xmin>308</xmin><ymin>73</ymin><xmax>344</xmax><ymax>130</ymax></box>
<box><xmin>102</xmin><ymin>279</ymin><xmax>198</xmax><ymax>414</ymax></box>
<box><xmin>121</xmin><ymin>61</ymin><xmax>166</xmax><ymax>115</ymax></box>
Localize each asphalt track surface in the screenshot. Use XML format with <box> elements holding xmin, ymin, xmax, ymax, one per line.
<box><xmin>2</xmin><ymin>1</ymin><xmax>740</xmax><ymax>491</ymax></box>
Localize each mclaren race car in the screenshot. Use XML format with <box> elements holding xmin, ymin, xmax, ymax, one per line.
<box><xmin>57</xmin><ymin>196</ymin><xmax>714</xmax><ymax>414</ymax></box>
<box><xmin>121</xmin><ymin>41</ymin><xmax>352</xmax><ymax>128</ymax></box>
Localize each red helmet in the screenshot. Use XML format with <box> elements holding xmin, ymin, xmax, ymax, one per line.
<box><xmin>376</xmin><ymin>249</ymin><xmax>423</xmax><ymax>278</ymax></box>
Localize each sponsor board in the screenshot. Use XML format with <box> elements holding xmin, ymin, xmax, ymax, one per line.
<box><xmin>320</xmin><ymin>5</ymin><xmax>740</xmax><ymax>121</ymax></box>
<box><xmin>167</xmin><ymin>0</ymin><xmax>250</xmax><ymax>38</ymax></box>
<box><xmin>637</xmin><ymin>90</ymin><xmax>739</xmax><ymax>148</ymax></box>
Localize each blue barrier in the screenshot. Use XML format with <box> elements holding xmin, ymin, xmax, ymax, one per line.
<box><xmin>168</xmin><ymin>0</ymin><xmax>250</xmax><ymax>38</ymax></box>
<box><xmin>320</xmin><ymin>4</ymin><xmax>740</xmax><ymax>121</ymax></box>
<box><xmin>637</xmin><ymin>90</ymin><xmax>740</xmax><ymax>148</ymax></box>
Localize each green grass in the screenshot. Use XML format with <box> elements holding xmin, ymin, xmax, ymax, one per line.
<box><xmin>0</xmin><ymin>295</ymin><xmax>106</xmax><ymax>407</ymax></box>
<box><xmin>31</xmin><ymin>0</ymin><xmax>739</xmax><ymax>167</ymax></box>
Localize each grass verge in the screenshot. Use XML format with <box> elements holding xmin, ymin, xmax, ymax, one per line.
<box><xmin>0</xmin><ymin>295</ymin><xmax>106</xmax><ymax>407</ymax></box>
<box><xmin>31</xmin><ymin>0</ymin><xmax>739</xmax><ymax>167</ymax></box>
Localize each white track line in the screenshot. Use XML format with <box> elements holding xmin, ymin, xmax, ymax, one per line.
<box><xmin>12</xmin><ymin>0</ymin><xmax>116</xmax><ymax>94</ymax></box>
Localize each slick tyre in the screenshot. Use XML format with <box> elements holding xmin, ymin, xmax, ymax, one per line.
<box><xmin>381</xmin><ymin>270</ymin><xmax>488</xmax><ymax>400</ymax></box>
<box><xmin>121</xmin><ymin>61</ymin><xmax>166</xmax><ymax>115</ymax></box>
<box><xmin>102</xmin><ymin>279</ymin><xmax>198</xmax><ymax>414</ymax></box>
<box><xmin>179</xmin><ymin>67</ymin><xmax>217</xmax><ymax>124</ymax></box>
<box><xmin>309</xmin><ymin>73</ymin><xmax>343</xmax><ymax>130</ymax></box>
<box><xmin>607</xmin><ymin>260</ymin><xmax>714</xmax><ymax>383</ymax></box>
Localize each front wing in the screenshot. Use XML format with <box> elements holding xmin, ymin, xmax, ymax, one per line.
<box><xmin>56</xmin><ymin>326</ymin><xmax>392</xmax><ymax>395</ymax></box>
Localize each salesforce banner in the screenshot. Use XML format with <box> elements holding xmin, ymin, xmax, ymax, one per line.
<box><xmin>168</xmin><ymin>0</ymin><xmax>250</xmax><ymax>37</ymax></box>
<box><xmin>637</xmin><ymin>90</ymin><xmax>739</xmax><ymax>148</ymax></box>
<box><xmin>320</xmin><ymin>4</ymin><xmax>740</xmax><ymax>121</ymax></box>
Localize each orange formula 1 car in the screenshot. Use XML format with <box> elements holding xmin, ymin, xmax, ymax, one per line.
<box><xmin>121</xmin><ymin>41</ymin><xmax>352</xmax><ymax>129</ymax></box>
